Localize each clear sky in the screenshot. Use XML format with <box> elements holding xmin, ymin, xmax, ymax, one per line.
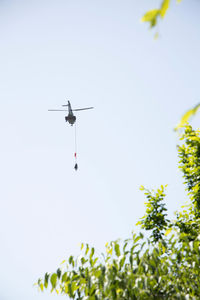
<box><xmin>0</xmin><ymin>0</ymin><xmax>200</xmax><ymax>299</ymax></box>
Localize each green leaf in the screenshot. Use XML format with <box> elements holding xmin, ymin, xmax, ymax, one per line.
<box><xmin>44</xmin><ymin>272</ymin><xmax>49</xmax><ymax>289</ymax></box>
<box><xmin>90</xmin><ymin>247</ymin><xmax>95</xmax><ymax>259</ymax></box>
<box><xmin>85</xmin><ymin>244</ymin><xmax>89</xmax><ymax>255</ymax></box>
<box><xmin>62</xmin><ymin>272</ymin><xmax>67</xmax><ymax>283</ymax></box>
<box><xmin>71</xmin><ymin>281</ymin><xmax>78</xmax><ymax>294</ymax></box>
<box><xmin>114</xmin><ymin>243</ymin><xmax>120</xmax><ymax>257</ymax></box>
<box><xmin>57</xmin><ymin>268</ymin><xmax>61</xmax><ymax>279</ymax></box>
<box><xmin>134</xmin><ymin>236</ymin><xmax>142</xmax><ymax>243</ymax></box>
<box><xmin>119</xmin><ymin>256</ymin><xmax>126</xmax><ymax>269</ymax></box>
<box><xmin>69</xmin><ymin>255</ymin><xmax>74</xmax><ymax>266</ymax></box>
<box><xmin>60</xmin><ymin>260</ymin><xmax>66</xmax><ymax>265</ymax></box>
<box><xmin>81</xmin><ymin>257</ymin><xmax>88</xmax><ymax>265</ymax></box>
<box><xmin>135</xmin><ymin>221</ymin><xmax>142</xmax><ymax>226</ymax></box>
<box><xmin>160</xmin><ymin>0</ymin><xmax>170</xmax><ymax>18</ymax></box>
<box><xmin>50</xmin><ymin>273</ymin><xmax>57</xmax><ymax>289</ymax></box>
<box><xmin>141</xmin><ymin>9</ymin><xmax>160</xmax><ymax>23</ymax></box>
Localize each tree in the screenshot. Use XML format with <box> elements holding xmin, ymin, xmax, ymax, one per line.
<box><xmin>37</xmin><ymin>124</ymin><xmax>200</xmax><ymax>299</ymax></box>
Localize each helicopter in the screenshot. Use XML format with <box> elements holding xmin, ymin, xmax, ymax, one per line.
<box><xmin>48</xmin><ymin>101</ymin><xmax>94</xmax><ymax>126</ymax></box>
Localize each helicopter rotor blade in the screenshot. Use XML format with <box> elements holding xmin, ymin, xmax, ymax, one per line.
<box><xmin>48</xmin><ymin>109</ymin><xmax>68</xmax><ymax>111</ymax></box>
<box><xmin>72</xmin><ymin>107</ymin><xmax>94</xmax><ymax>112</ymax></box>
<box><xmin>62</xmin><ymin>104</ymin><xmax>69</xmax><ymax>107</ymax></box>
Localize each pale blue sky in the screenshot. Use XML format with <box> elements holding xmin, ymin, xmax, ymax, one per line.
<box><xmin>0</xmin><ymin>0</ymin><xmax>200</xmax><ymax>299</ymax></box>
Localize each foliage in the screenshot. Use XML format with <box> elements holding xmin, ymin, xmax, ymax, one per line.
<box><xmin>137</xmin><ymin>185</ymin><xmax>169</xmax><ymax>243</ymax></box>
<box><xmin>37</xmin><ymin>235</ymin><xmax>200</xmax><ymax>299</ymax></box>
<box><xmin>175</xmin><ymin>103</ymin><xmax>200</xmax><ymax>131</ymax></box>
<box><xmin>142</xmin><ymin>0</ymin><xmax>183</xmax><ymax>29</ymax></box>
<box><xmin>178</xmin><ymin>125</ymin><xmax>200</xmax><ymax>214</ymax></box>
<box><xmin>37</xmin><ymin>125</ymin><xmax>200</xmax><ymax>298</ymax></box>
<box><xmin>174</xmin><ymin>125</ymin><xmax>200</xmax><ymax>242</ymax></box>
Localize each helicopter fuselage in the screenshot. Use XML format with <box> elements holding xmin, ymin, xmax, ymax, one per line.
<box><xmin>65</xmin><ymin>113</ymin><xmax>76</xmax><ymax>125</ymax></box>
<box><xmin>65</xmin><ymin>101</ymin><xmax>76</xmax><ymax>125</ymax></box>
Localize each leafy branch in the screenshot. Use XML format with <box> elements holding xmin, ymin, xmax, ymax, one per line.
<box><xmin>142</xmin><ymin>0</ymin><xmax>183</xmax><ymax>29</ymax></box>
